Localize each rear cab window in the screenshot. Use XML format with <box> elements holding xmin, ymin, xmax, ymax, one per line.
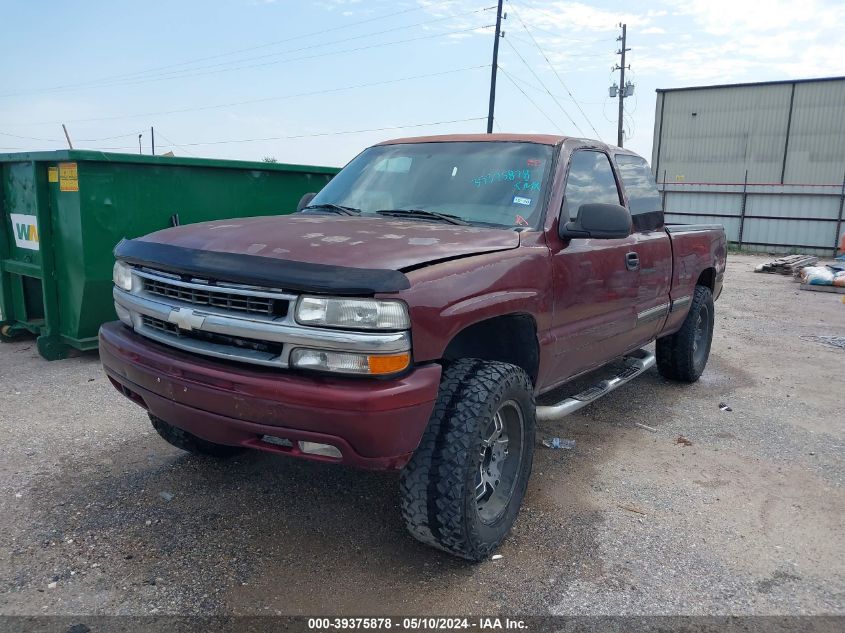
<box><xmin>614</xmin><ymin>154</ymin><xmax>664</xmax><ymax>231</ymax></box>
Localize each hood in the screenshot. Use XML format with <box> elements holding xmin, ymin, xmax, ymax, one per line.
<box><xmin>138</xmin><ymin>214</ymin><xmax>520</xmax><ymax>272</ymax></box>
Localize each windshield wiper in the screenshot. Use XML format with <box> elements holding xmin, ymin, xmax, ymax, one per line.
<box><xmin>301</xmin><ymin>203</ymin><xmax>361</xmax><ymax>216</ymax></box>
<box><xmin>375</xmin><ymin>208</ymin><xmax>469</xmax><ymax>226</ymax></box>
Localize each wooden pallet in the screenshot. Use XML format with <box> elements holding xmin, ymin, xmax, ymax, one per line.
<box><xmin>756</xmin><ymin>254</ymin><xmax>819</xmax><ymax>275</ymax></box>
<box><xmin>800</xmin><ymin>284</ymin><xmax>845</xmax><ymax>294</ymax></box>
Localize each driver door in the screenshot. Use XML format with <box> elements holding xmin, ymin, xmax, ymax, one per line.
<box><xmin>546</xmin><ymin>149</ymin><xmax>639</xmax><ymax>385</ymax></box>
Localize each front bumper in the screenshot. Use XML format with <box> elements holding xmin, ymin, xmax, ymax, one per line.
<box><xmin>99</xmin><ymin>322</ymin><xmax>441</xmax><ymax>470</ymax></box>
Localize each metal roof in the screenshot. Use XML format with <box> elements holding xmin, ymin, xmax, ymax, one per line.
<box><xmin>656</xmin><ymin>75</ymin><xmax>845</xmax><ymax>94</ymax></box>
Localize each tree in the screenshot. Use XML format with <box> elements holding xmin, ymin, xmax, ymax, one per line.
<box><xmin>262</xmin><ymin>156</ymin><xmax>278</xmax><ymax>163</ymax></box>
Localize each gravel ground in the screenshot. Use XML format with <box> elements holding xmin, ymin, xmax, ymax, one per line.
<box><xmin>0</xmin><ymin>253</ymin><xmax>843</xmax><ymax>616</ymax></box>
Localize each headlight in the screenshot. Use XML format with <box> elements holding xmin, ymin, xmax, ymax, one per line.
<box><xmin>112</xmin><ymin>260</ymin><xmax>133</xmax><ymax>291</ymax></box>
<box><xmin>295</xmin><ymin>296</ymin><xmax>409</xmax><ymax>330</ymax></box>
<box><xmin>290</xmin><ymin>348</ymin><xmax>410</xmax><ymax>375</ymax></box>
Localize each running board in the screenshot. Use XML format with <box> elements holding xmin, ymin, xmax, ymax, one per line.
<box><xmin>536</xmin><ymin>349</ymin><xmax>656</xmax><ymax>422</ymax></box>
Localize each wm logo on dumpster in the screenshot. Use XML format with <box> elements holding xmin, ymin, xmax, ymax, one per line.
<box><xmin>9</xmin><ymin>213</ymin><xmax>40</xmax><ymax>251</ymax></box>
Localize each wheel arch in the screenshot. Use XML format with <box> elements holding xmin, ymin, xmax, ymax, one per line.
<box><xmin>441</xmin><ymin>313</ymin><xmax>540</xmax><ymax>386</ymax></box>
<box><xmin>696</xmin><ymin>267</ymin><xmax>717</xmax><ymax>291</ymax></box>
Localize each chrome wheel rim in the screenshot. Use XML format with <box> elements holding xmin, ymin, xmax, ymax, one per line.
<box><xmin>475</xmin><ymin>400</ymin><xmax>524</xmax><ymax>523</ymax></box>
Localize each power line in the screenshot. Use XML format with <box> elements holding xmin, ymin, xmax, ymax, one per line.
<box><xmin>0</xmin><ymin>130</ymin><xmax>145</xmax><ymax>142</ymax></box>
<box><xmin>154</xmin><ymin>130</ymin><xmax>198</xmax><ymax>157</ymax></box>
<box><xmin>17</xmin><ymin>24</ymin><xmax>494</xmax><ymax>95</ymax></box>
<box><xmin>86</xmin><ymin>117</ymin><xmax>488</xmax><ymax>151</ymax></box>
<box><xmin>505</xmin><ymin>32</ymin><xmax>608</xmax><ymax>58</ymax></box>
<box><xmin>0</xmin><ymin>1</ymin><xmax>463</xmax><ymax>97</ymax></box>
<box><xmin>499</xmin><ymin>65</ymin><xmax>606</xmax><ymax>105</ymax></box>
<box><xmin>510</xmin><ymin>9</ymin><xmax>602</xmax><ymax>139</ymax></box>
<box><xmin>497</xmin><ymin>66</ymin><xmax>563</xmax><ymax>134</ymax></box>
<box><xmin>0</xmin><ymin>7</ymin><xmax>495</xmax><ymax>98</ymax></box>
<box><xmin>12</xmin><ymin>65</ymin><xmax>487</xmax><ymax>127</ymax></box>
<box><xmin>502</xmin><ymin>36</ymin><xmax>584</xmax><ymax>135</ymax></box>
<box><xmin>85</xmin><ymin>9</ymin><xmax>492</xmax><ymax>91</ymax></box>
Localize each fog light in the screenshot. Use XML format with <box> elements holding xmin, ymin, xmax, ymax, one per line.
<box><xmin>298</xmin><ymin>441</ymin><xmax>342</xmax><ymax>459</ymax></box>
<box><xmin>115</xmin><ymin>302</ymin><xmax>132</xmax><ymax>326</ymax></box>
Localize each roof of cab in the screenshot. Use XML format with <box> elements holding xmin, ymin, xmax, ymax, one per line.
<box><xmin>375</xmin><ymin>133</ymin><xmax>630</xmax><ymax>155</ymax></box>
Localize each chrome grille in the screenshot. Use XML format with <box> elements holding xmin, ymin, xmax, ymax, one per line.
<box><xmin>142</xmin><ymin>276</ymin><xmax>287</xmax><ymax>317</ymax></box>
<box><xmin>141</xmin><ymin>315</ymin><xmax>285</xmax><ymax>357</ymax></box>
<box><xmin>141</xmin><ymin>314</ymin><xmax>179</xmax><ymax>335</ymax></box>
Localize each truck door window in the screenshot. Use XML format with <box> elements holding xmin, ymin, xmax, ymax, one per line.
<box><xmin>562</xmin><ymin>151</ymin><xmax>622</xmax><ymax>221</ymax></box>
<box><xmin>615</xmin><ymin>154</ymin><xmax>664</xmax><ymax>231</ymax></box>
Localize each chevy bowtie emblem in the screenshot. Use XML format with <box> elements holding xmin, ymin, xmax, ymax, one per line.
<box><xmin>167</xmin><ymin>307</ymin><xmax>206</xmax><ymax>332</ymax></box>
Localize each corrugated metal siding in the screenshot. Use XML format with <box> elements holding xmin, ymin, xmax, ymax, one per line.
<box><xmin>654</xmin><ymin>84</ymin><xmax>792</xmax><ymax>184</ymax></box>
<box><xmin>653</xmin><ymin>77</ymin><xmax>845</xmax><ymax>255</ymax></box>
<box><xmin>745</xmin><ymin>194</ymin><xmax>840</xmax><ymax>219</ymax></box>
<box><xmin>741</xmin><ymin>217</ymin><xmax>835</xmax><ymax>248</ymax></box>
<box><xmin>665</xmin><ymin>192</ymin><xmax>741</xmax><ymax>215</ymax></box>
<box><xmin>784</xmin><ymin>81</ymin><xmax>845</xmax><ymax>184</ymax></box>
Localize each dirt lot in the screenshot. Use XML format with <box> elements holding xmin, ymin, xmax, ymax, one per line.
<box><xmin>0</xmin><ymin>253</ymin><xmax>843</xmax><ymax>616</ymax></box>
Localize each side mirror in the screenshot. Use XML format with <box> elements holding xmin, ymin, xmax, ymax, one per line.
<box><xmin>560</xmin><ymin>203</ymin><xmax>632</xmax><ymax>240</ymax></box>
<box><xmin>296</xmin><ymin>192</ymin><xmax>317</xmax><ymax>212</ymax></box>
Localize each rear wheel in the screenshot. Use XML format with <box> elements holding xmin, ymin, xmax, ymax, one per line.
<box><xmin>656</xmin><ymin>284</ymin><xmax>714</xmax><ymax>382</ymax></box>
<box><xmin>149</xmin><ymin>414</ymin><xmax>242</xmax><ymax>457</ymax></box>
<box><xmin>400</xmin><ymin>360</ymin><xmax>535</xmax><ymax>561</ymax></box>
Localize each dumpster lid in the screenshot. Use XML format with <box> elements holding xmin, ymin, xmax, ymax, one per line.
<box><xmin>0</xmin><ymin>149</ymin><xmax>339</xmax><ymax>175</ymax></box>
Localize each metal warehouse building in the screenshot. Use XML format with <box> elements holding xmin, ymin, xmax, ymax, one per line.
<box><xmin>651</xmin><ymin>76</ymin><xmax>845</xmax><ymax>256</ymax></box>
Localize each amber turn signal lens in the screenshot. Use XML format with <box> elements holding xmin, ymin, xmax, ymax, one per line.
<box><xmin>367</xmin><ymin>352</ymin><xmax>411</xmax><ymax>375</ymax></box>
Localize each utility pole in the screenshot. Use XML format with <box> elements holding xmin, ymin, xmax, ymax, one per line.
<box><xmin>486</xmin><ymin>0</ymin><xmax>505</xmax><ymax>134</ymax></box>
<box><xmin>138</xmin><ymin>133</ymin><xmax>143</xmax><ymax>155</ymax></box>
<box><xmin>151</xmin><ymin>126</ymin><xmax>155</xmax><ymax>155</ymax></box>
<box><xmin>611</xmin><ymin>23</ymin><xmax>632</xmax><ymax>147</ymax></box>
<box><xmin>61</xmin><ymin>124</ymin><xmax>73</xmax><ymax>150</ymax></box>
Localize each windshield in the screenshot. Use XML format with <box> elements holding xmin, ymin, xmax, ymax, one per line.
<box><xmin>308</xmin><ymin>141</ymin><xmax>556</xmax><ymax>229</ymax></box>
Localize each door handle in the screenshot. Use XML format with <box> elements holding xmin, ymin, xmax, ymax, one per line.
<box><xmin>625</xmin><ymin>252</ymin><xmax>640</xmax><ymax>271</ymax></box>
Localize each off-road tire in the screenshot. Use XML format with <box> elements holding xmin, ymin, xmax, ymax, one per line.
<box><xmin>400</xmin><ymin>359</ymin><xmax>535</xmax><ymax>561</ymax></box>
<box><xmin>149</xmin><ymin>414</ymin><xmax>242</xmax><ymax>457</ymax></box>
<box><xmin>656</xmin><ymin>284</ymin><xmax>715</xmax><ymax>383</ymax></box>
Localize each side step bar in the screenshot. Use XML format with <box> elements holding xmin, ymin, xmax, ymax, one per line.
<box><xmin>536</xmin><ymin>349</ymin><xmax>656</xmax><ymax>422</ymax></box>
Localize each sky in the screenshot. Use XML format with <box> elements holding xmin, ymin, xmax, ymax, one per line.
<box><xmin>2</xmin><ymin>0</ymin><xmax>845</xmax><ymax>168</ymax></box>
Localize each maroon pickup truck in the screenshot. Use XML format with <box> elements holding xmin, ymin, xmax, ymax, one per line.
<box><xmin>100</xmin><ymin>134</ymin><xmax>726</xmax><ymax>560</ymax></box>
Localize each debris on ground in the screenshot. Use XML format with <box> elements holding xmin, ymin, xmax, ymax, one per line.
<box><xmin>158</xmin><ymin>491</ymin><xmax>174</xmax><ymax>502</ymax></box>
<box><xmin>795</xmin><ymin>265</ymin><xmax>845</xmax><ymax>293</ymax></box>
<box><xmin>800</xmin><ymin>335</ymin><xmax>845</xmax><ymax>350</ymax></box>
<box><xmin>634</xmin><ymin>423</ymin><xmax>658</xmax><ymax>432</ymax></box>
<box><xmin>719</xmin><ymin>402</ymin><xmax>733</xmax><ymax>412</ymax></box>
<box><xmin>491</xmin><ymin>554</ymin><xmax>503</xmax><ymax>561</ymax></box>
<box><xmin>675</xmin><ymin>435</ymin><xmax>693</xmax><ymax>447</ymax></box>
<box><xmin>800</xmin><ymin>266</ymin><xmax>837</xmax><ymax>285</ymax></box>
<box><xmin>542</xmin><ymin>437</ymin><xmax>576</xmax><ymax>449</ymax></box>
<box><xmin>754</xmin><ymin>254</ymin><xmax>818</xmax><ymax>275</ymax></box>
<box><xmin>618</xmin><ymin>504</ymin><xmax>648</xmax><ymax>516</ymax></box>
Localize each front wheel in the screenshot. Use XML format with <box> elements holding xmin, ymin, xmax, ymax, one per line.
<box><xmin>656</xmin><ymin>284</ymin><xmax>715</xmax><ymax>382</ymax></box>
<box><xmin>400</xmin><ymin>360</ymin><xmax>535</xmax><ymax>561</ymax></box>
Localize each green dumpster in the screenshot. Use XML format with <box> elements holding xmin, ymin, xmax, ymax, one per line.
<box><xmin>0</xmin><ymin>150</ymin><xmax>339</xmax><ymax>360</ymax></box>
